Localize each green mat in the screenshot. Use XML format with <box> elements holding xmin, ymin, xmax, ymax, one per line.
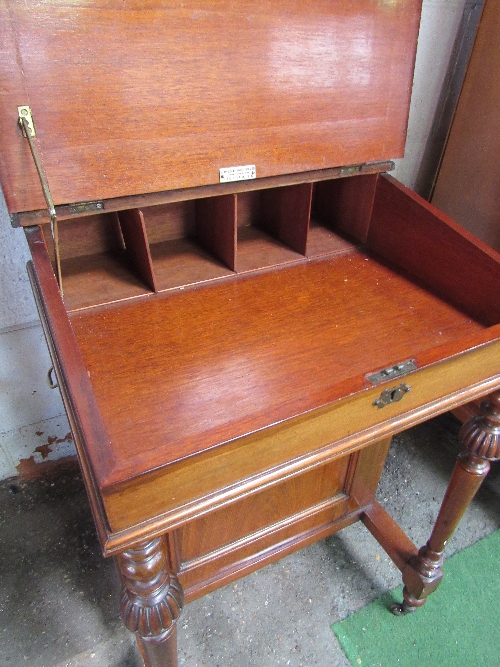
<box><xmin>332</xmin><ymin>529</ymin><xmax>500</xmax><ymax>667</ymax></box>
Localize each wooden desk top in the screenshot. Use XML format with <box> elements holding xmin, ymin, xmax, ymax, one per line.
<box><xmin>70</xmin><ymin>249</ymin><xmax>483</xmax><ymax>487</ymax></box>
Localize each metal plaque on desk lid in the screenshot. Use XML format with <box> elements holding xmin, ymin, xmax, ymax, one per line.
<box><xmin>219</xmin><ymin>165</ymin><xmax>256</xmax><ymax>183</ymax></box>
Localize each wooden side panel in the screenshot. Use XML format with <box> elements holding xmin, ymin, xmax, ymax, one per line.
<box><xmin>433</xmin><ymin>0</ymin><xmax>500</xmax><ymax>251</ymax></box>
<box><xmin>452</xmin><ymin>400</ymin><xmax>481</xmax><ymax>424</ymax></box>
<box><xmin>180</xmin><ymin>499</ymin><xmax>355</xmax><ymax>602</ymax></box>
<box><xmin>24</xmin><ymin>226</ymin><xmax>114</xmax><ymax>547</ymax></box>
<box><xmin>179</xmin><ymin>438</ymin><xmax>390</xmax><ymax>600</ymax></box>
<box><xmin>180</xmin><ymin>456</ymin><xmax>350</xmax><ymax>562</ymax></box>
<box><xmin>1</xmin><ymin>0</ymin><xmax>422</xmax><ymax>212</ymax></box>
<box><xmin>347</xmin><ymin>437</ymin><xmax>392</xmax><ymax>509</ymax></box>
<box><xmin>368</xmin><ymin>174</ymin><xmax>500</xmax><ymax>326</ymax></box>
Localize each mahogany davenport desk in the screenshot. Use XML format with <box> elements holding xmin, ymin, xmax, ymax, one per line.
<box><xmin>2</xmin><ymin>2</ymin><xmax>500</xmax><ymax>665</ymax></box>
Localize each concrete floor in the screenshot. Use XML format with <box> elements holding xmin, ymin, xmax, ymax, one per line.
<box><xmin>1</xmin><ymin>413</ymin><xmax>499</xmax><ymax>667</ymax></box>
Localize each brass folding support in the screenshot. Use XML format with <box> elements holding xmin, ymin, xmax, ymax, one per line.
<box><xmin>18</xmin><ymin>105</ymin><xmax>63</xmax><ymax>295</ymax></box>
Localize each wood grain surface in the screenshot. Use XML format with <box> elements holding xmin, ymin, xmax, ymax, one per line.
<box><xmin>27</xmin><ymin>169</ymin><xmax>500</xmax><ymax>509</ymax></box>
<box><xmin>180</xmin><ymin>456</ymin><xmax>351</xmax><ymax>563</ymax></box>
<box><xmin>70</xmin><ymin>249</ymin><xmax>483</xmax><ymax>488</ymax></box>
<box><xmin>12</xmin><ymin>4</ymin><xmax>500</xmax><ymax>660</ymax></box>
<box><xmin>368</xmin><ymin>175</ymin><xmax>500</xmax><ymax>326</ymax></box>
<box><xmin>1</xmin><ymin>0</ymin><xmax>422</xmax><ymax>213</ymax></box>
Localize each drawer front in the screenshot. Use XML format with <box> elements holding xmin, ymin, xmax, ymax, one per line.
<box><xmin>104</xmin><ymin>339</ymin><xmax>500</xmax><ymax>544</ymax></box>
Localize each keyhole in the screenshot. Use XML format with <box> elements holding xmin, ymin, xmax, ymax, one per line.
<box><xmin>390</xmin><ymin>387</ymin><xmax>404</xmax><ymax>402</ymax></box>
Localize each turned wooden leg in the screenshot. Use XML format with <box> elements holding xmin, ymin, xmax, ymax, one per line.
<box><xmin>117</xmin><ymin>536</ymin><xmax>184</xmax><ymax>667</ymax></box>
<box><xmin>392</xmin><ymin>392</ymin><xmax>500</xmax><ymax>615</ymax></box>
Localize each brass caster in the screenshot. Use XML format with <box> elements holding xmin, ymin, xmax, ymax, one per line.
<box><xmin>390</xmin><ymin>601</ymin><xmax>417</xmax><ymax>616</ymax></box>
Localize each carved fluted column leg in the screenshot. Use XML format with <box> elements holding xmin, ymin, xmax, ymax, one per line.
<box><xmin>117</xmin><ymin>536</ymin><xmax>184</xmax><ymax>667</ymax></box>
<box><xmin>393</xmin><ymin>392</ymin><xmax>500</xmax><ymax>615</ymax></box>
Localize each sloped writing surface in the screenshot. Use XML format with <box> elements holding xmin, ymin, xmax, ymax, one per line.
<box><xmin>1</xmin><ymin>0</ymin><xmax>422</xmax><ymax>213</ymax></box>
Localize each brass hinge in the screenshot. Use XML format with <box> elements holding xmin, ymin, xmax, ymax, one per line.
<box><xmin>69</xmin><ymin>200</ymin><xmax>104</xmax><ymax>215</ymax></box>
<box><xmin>18</xmin><ymin>105</ymin><xmax>63</xmax><ymax>296</ymax></box>
<box><xmin>339</xmin><ymin>164</ymin><xmax>362</xmax><ymax>177</ymax></box>
<box><xmin>18</xmin><ymin>105</ymin><xmax>36</xmax><ymax>137</ymax></box>
<box><xmin>340</xmin><ymin>161</ymin><xmax>395</xmax><ymax>178</ymax></box>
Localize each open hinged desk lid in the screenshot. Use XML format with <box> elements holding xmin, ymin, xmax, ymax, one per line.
<box><xmin>0</xmin><ymin>0</ymin><xmax>422</xmax><ymax>222</ymax></box>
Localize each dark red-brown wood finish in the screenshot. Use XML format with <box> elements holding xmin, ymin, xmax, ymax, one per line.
<box><xmin>1</xmin><ymin>0</ymin><xmax>421</xmax><ymax>214</ymax></box>
<box><xmin>24</xmin><ymin>172</ymin><xmax>500</xmax><ymax>665</ymax></box>
<box><xmin>3</xmin><ymin>2</ymin><xmax>500</xmax><ymax>666</ymax></box>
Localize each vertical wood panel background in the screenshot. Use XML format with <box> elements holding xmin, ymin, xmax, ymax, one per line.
<box><xmin>432</xmin><ymin>0</ymin><xmax>500</xmax><ymax>251</ymax></box>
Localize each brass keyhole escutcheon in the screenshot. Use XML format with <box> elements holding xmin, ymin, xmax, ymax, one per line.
<box><xmin>373</xmin><ymin>383</ymin><xmax>411</xmax><ymax>409</ymax></box>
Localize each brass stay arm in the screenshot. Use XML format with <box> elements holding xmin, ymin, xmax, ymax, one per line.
<box><xmin>18</xmin><ymin>106</ymin><xmax>63</xmax><ymax>295</ymax></box>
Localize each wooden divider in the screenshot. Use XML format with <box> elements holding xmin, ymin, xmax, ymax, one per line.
<box><xmin>44</xmin><ymin>177</ymin><xmax>381</xmax><ymax>311</ymax></box>
<box><xmin>40</xmin><ymin>171</ymin><xmax>500</xmax><ymax>336</ymax></box>
<box><xmin>259</xmin><ymin>183</ymin><xmax>312</xmax><ymax>256</ymax></box>
<box><xmin>195</xmin><ymin>195</ymin><xmax>237</xmax><ymax>272</ymax></box>
<box><xmin>118</xmin><ymin>209</ymin><xmax>157</xmax><ymax>292</ymax></box>
<box><xmin>314</xmin><ymin>174</ymin><xmax>378</xmax><ymax>245</ymax></box>
<box><xmin>49</xmin><ymin>212</ymin><xmax>154</xmax><ymax>311</ymax></box>
<box><xmin>142</xmin><ymin>198</ymin><xmax>235</xmax><ymax>291</ymax></box>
